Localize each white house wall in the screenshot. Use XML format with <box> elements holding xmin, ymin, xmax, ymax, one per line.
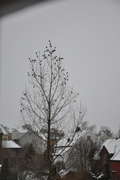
<box><xmin>19</xmin><ymin>131</ymin><xmax>46</xmax><ymax>153</ymax></box>
<box><xmin>12</xmin><ymin>129</ymin><xmax>25</xmax><ymax>140</ymax></box>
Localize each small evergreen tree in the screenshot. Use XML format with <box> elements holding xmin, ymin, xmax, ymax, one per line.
<box><xmin>25</xmin><ymin>143</ymin><xmax>35</xmax><ymax>162</ymax></box>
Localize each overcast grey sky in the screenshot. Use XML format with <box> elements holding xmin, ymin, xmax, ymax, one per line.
<box><xmin>1</xmin><ymin>0</ymin><xmax>120</xmax><ymax>133</ymax></box>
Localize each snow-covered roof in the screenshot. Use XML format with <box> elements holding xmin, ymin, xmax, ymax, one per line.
<box><xmin>54</xmin><ymin>129</ymin><xmax>97</xmax><ymax>158</ymax></box>
<box><xmin>0</xmin><ymin>124</ymin><xmax>8</xmax><ymax>135</ymax></box>
<box><xmin>12</xmin><ymin>127</ymin><xmax>28</xmax><ymax>134</ymax></box>
<box><xmin>2</xmin><ymin>140</ymin><xmax>21</xmax><ymax>148</ymax></box>
<box><xmin>102</xmin><ymin>138</ymin><xmax>120</xmax><ymax>161</ymax></box>
<box><xmin>111</xmin><ymin>150</ymin><xmax>120</xmax><ymax>161</ymax></box>
<box><xmin>56</xmin><ymin>129</ymin><xmax>96</xmax><ymax>148</ymax></box>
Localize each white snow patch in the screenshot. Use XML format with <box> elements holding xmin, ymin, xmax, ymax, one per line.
<box><xmin>2</xmin><ymin>140</ymin><xmax>21</xmax><ymax>148</ymax></box>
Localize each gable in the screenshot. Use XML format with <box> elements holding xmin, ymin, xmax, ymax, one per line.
<box><xmin>100</xmin><ymin>146</ymin><xmax>109</xmax><ymax>157</ymax></box>
<box><xmin>18</xmin><ymin>130</ymin><xmax>46</xmax><ymax>153</ymax></box>
<box><xmin>19</xmin><ymin>130</ymin><xmax>39</xmax><ymax>145</ymax></box>
<box><xmin>82</xmin><ymin>129</ymin><xmax>97</xmax><ymax>141</ymax></box>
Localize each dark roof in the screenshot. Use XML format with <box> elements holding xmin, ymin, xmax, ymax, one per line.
<box><xmin>0</xmin><ymin>0</ymin><xmax>55</xmax><ymax>17</ymax></box>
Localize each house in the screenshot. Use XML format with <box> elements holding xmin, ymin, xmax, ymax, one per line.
<box><xmin>54</xmin><ymin>129</ymin><xmax>97</xmax><ymax>165</ymax></box>
<box><xmin>0</xmin><ymin>125</ymin><xmax>21</xmax><ymax>162</ymax></box>
<box><xmin>54</xmin><ymin>129</ymin><xmax>97</xmax><ymax>154</ymax></box>
<box><xmin>53</xmin><ymin>129</ymin><xmax>98</xmax><ymax>180</ymax></box>
<box><xmin>18</xmin><ymin>130</ymin><xmax>46</xmax><ymax>153</ymax></box>
<box><xmin>100</xmin><ymin>138</ymin><xmax>120</xmax><ymax>180</ymax></box>
<box><xmin>99</xmin><ymin>133</ymin><xmax>109</xmax><ymax>143</ymax></box>
<box><xmin>2</xmin><ymin>140</ymin><xmax>21</xmax><ymax>157</ymax></box>
<box><xmin>12</xmin><ymin>126</ymin><xmax>48</xmax><ymax>154</ymax></box>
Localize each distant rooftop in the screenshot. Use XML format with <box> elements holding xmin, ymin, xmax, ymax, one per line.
<box><xmin>0</xmin><ymin>124</ymin><xmax>8</xmax><ymax>135</ymax></box>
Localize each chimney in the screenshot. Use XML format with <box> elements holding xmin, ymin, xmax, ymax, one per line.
<box><xmin>0</xmin><ymin>128</ymin><xmax>3</xmax><ymax>149</ymax></box>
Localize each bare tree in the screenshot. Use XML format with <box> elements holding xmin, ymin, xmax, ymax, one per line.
<box><xmin>20</xmin><ymin>41</ymin><xmax>85</xmax><ymax>180</ymax></box>
<box><xmin>67</xmin><ymin>137</ymin><xmax>100</xmax><ymax>179</ymax></box>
